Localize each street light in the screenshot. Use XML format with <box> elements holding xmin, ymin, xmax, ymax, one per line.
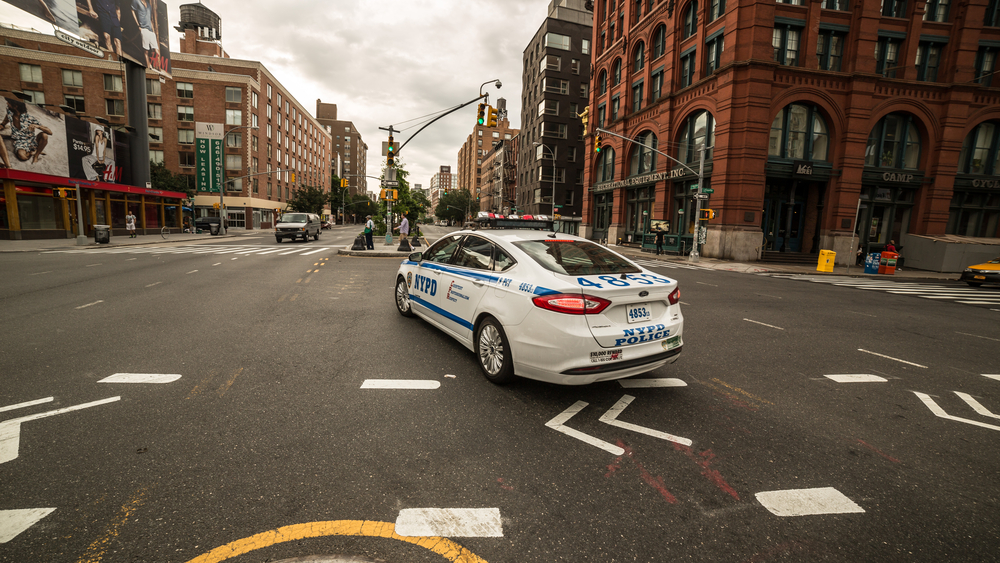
<box><xmin>532</xmin><ymin>142</ymin><xmax>555</xmax><ymax>217</ymax></box>
<box><xmin>219</xmin><ymin>125</ymin><xmax>259</xmax><ymax>233</ymax></box>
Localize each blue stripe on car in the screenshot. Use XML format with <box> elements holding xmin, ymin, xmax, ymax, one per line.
<box><xmin>409</xmin><ymin>294</ymin><xmax>475</xmax><ymax>331</ymax></box>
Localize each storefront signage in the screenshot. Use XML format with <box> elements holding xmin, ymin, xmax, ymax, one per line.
<box><xmin>55</xmin><ymin>29</ymin><xmax>103</xmax><ymax>57</ymax></box>
<box><xmin>196</xmin><ymin>122</ymin><xmax>224</xmax><ymax>193</ymax></box>
<box><xmin>599</xmin><ymin>171</ymin><xmax>676</xmax><ymax>191</ymax></box>
<box><xmin>793</xmin><ymin>161</ymin><xmax>813</xmax><ymax>177</ymax></box>
<box><xmin>971</xmin><ymin>179</ymin><xmax>1000</xmax><ymax>188</ymax></box>
<box><xmin>882</xmin><ymin>172</ymin><xmax>915</xmax><ymax>183</ymax></box>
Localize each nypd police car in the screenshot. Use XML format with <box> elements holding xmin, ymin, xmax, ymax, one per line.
<box><xmin>394</xmin><ymin>213</ymin><xmax>684</xmax><ymax>385</ymax></box>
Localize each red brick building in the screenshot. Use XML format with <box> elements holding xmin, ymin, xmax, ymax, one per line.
<box><xmin>584</xmin><ymin>0</ymin><xmax>1000</xmax><ymax>269</ymax></box>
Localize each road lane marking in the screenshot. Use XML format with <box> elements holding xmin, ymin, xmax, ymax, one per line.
<box><xmin>145</xmin><ymin>282</ymin><xmax>162</xmax><ymax>288</ymax></box>
<box><xmin>213</xmin><ymin>262</ymin><xmax>222</xmax><ymax>266</ymax></box>
<box><xmin>183</xmin><ymin>520</ymin><xmax>490</xmax><ymax>563</ymax></box>
<box><xmin>956</xmin><ymin>332</ymin><xmax>1000</xmax><ymax>342</ymax></box>
<box><xmin>824</xmin><ymin>374</ymin><xmax>888</xmax><ymax>383</ymax></box>
<box><xmin>98</xmin><ymin>373</ymin><xmax>182</xmax><ymax>384</ymax></box>
<box><xmin>743</xmin><ymin>318</ymin><xmax>784</xmax><ymax>330</ymax></box>
<box><xmin>858</xmin><ymin>349</ymin><xmax>927</xmax><ymax>368</ymax></box>
<box><xmin>755</xmin><ymin>487</ymin><xmax>864</xmax><ymax>516</ymax></box>
<box><xmin>985</xmin><ymin>374</ymin><xmax>1000</xmax><ymax>382</ymax></box>
<box><xmin>546</xmin><ymin>401</ymin><xmax>625</xmax><ymax>456</ymax></box>
<box><xmin>395</xmin><ymin>508</ymin><xmax>502</xmax><ymax>537</ymax></box>
<box><xmin>186</xmin><ymin>270</ymin><xmax>198</xmax><ymax>274</ymax></box>
<box><xmin>217</xmin><ymin>368</ymin><xmax>243</xmax><ymax>397</ymax></box>
<box><xmin>29</xmin><ymin>271</ymin><xmax>52</xmax><ymax>276</ymax></box>
<box><xmin>361</xmin><ymin>380</ymin><xmax>441</xmax><ymax>389</ymax></box>
<box><xmin>913</xmin><ymin>392</ymin><xmax>1000</xmax><ymax>432</ymax></box>
<box><xmin>75</xmin><ymin>300</ymin><xmax>104</xmax><ymax>309</ymax></box>
<box><xmin>954</xmin><ymin>392</ymin><xmax>1000</xmax><ymax>419</ymax></box>
<box><xmin>0</xmin><ymin>508</ymin><xmax>56</xmax><ymax>543</ymax></box>
<box><xmin>599</xmin><ymin>395</ymin><xmax>692</xmax><ymax>446</ymax></box>
<box><xmin>85</xmin><ymin>263</ymin><xmax>102</xmax><ymax>267</ymax></box>
<box><xmin>0</xmin><ymin>397</ymin><xmax>53</xmax><ymax>414</ymax></box>
<box><xmin>77</xmin><ymin>488</ymin><xmax>146</xmax><ymax>562</ymax></box>
<box><xmin>0</xmin><ymin>396</ymin><xmax>121</xmax><ymax>464</ymax></box>
<box><xmin>618</xmin><ymin>378</ymin><xmax>687</xmax><ymax>388</ymax></box>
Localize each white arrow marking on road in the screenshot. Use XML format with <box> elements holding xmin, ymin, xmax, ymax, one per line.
<box><xmin>619</xmin><ymin>378</ymin><xmax>687</xmax><ymax>388</ymax></box>
<box><xmin>395</xmin><ymin>508</ymin><xmax>503</xmax><ymax>537</ymax></box>
<box><xmin>954</xmin><ymin>392</ymin><xmax>1000</xmax><ymax>420</ymax></box>
<box><xmin>983</xmin><ymin>374</ymin><xmax>1000</xmax><ymax>382</ymax></box>
<box><xmin>913</xmin><ymin>392</ymin><xmax>1000</xmax><ymax>432</ymax></box>
<box><xmin>98</xmin><ymin>373</ymin><xmax>181</xmax><ymax>384</ymax></box>
<box><xmin>598</xmin><ymin>395</ymin><xmax>692</xmax><ymax>446</ymax></box>
<box><xmin>824</xmin><ymin>374</ymin><xmax>888</xmax><ymax>383</ymax></box>
<box><xmin>0</xmin><ymin>396</ymin><xmax>120</xmax><ymax>464</ymax></box>
<box><xmin>546</xmin><ymin>401</ymin><xmax>625</xmax><ymax>455</ymax></box>
<box><xmin>0</xmin><ymin>397</ymin><xmax>53</xmax><ymax>414</ymax></box>
<box><xmin>0</xmin><ymin>508</ymin><xmax>56</xmax><ymax>543</ymax></box>
<box><xmin>360</xmin><ymin>380</ymin><xmax>441</xmax><ymax>389</ymax></box>
<box><xmin>858</xmin><ymin>349</ymin><xmax>927</xmax><ymax>368</ymax></box>
<box><xmin>755</xmin><ymin>487</ymin><xmax>864</xmax><ymax>517</ymax></box>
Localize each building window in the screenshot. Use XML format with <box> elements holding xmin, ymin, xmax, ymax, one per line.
<box><xmin>975</xmin><ymin>47</ymin><xmax>998</xmax><ymax>86</ymax></box>
<box><xmin>19</xmin><ymin>63</ymin><xmax>42</xmax><ymax>83</ymax></box>
<box><xmin>226</xmin><ymin>87</ymin><xmax>241</xmax><ymax>103</ymax></box>
<box><xmin>177</xmin><ymin>82</ymin><xmax>193</xmax><ymax>98</ymax></box>
<box><xmin>958</xmin><ymin>121</ymin><xmax>1000</xmax><ymax>175</ymax></box>
<box><xmin>680</xmin><ymin>51</ymin><xmax>696</xmax><ymax>87</ymax></box>
<box><xmin>773</xmin><ymin>26</ymin><xmax>801</xmax><ymax>67</ymax></box>
<box><xmin>683</xmin><ymin>1</ymin><xmax>698</xmax><ymax>39</ymax></box>
<box><xmin>599</xmin><ymin>70</ymin><xmax>608</xmax><ymax>94</ymax></box>
<box><xmin>571</xmin><ymin>58</ymin><xmax>581</xmax><ymax>75</ymax></box>
<box><xmin>60</xmin><ymin>94</ymin><xmax>84</xmax><ymax>112</ymax></box>
<box><xmin>612</xmin><ymin>58</ymin><xmax>622</xmax><ymax>85</ymax></box>
<box><xmin>633</xmin><ymin>42</ymin><xmax>645</xmax><ymax>73</ymax></box>
<box><xmin>598</xmin><ymin>104</ymin><xmax>606</xmax><ymax>128</ymax></box>
<box><xmin>706</xmin><ymin>35</ymin><xmax>724</xmax><ymax>73</ymax></box>
<box><xmin>542</xmin><ymin>123</ymin><xmax>568</xmax><ymax>139</ymax></box>
<box><xmin>596</xmin><ymin>147</ymin><xmax>616</xmax><ymax>183</ymax></box>
<box><xmin>769</xmin><ymin>103</ymin><xmax>829</xmax><ymax>161</ymax></box>
<box><xmin>988</xmin><ymin>0</ymin><xmax>1000</xmax><ymax>26</ymax></box>
<box><xmin>225</xmin><ymin>133</ymin><xmax>242</xmax><ymax>148</ymax></box>
<box><xmin>178</xmin><ymin>129</ymin><xmax>194</xmax><ymax>144</ymax></box>
<box><xmin>678</xmin><ymin>110</ymin><xmax>715</xmax><ymax>164</ymax></box>
<box><xmin>150</xmin><ymin>150</ymin><xmax>164</xmax><ymax>165</ymax></box>
<box><xmin>178</xmin><ymin>106</ymin><xmax>194</xmax><ymax>121</ymax></box>
<box><xmin>20</xmin><ymin>90</ymin><xmax>43</xmax><ymax>105</ymax></box>
<box><xmin>865</xmin><ymin>113</ymin><xmax>921</xmax><ymax>169</ymax></box>
<box><xmin>650</xmin><ymin>70</ymin><xmax>663</xmax><ymax>101</ymax></box>
<box><xmin>179</xmin><ymin>152</ymin><xmax>195</xmax><ymax>167</ymax></box>
<box><xmin>875</xmin><ymin>37</ymin><xmax>902</xmax><ymax>77</ymax></box>
<box><xmin>542</xmin><ymin>78</ymin><xmax>569</xmax><ymax>95</ymax></box>
<box><xmin>226</xmin><ymin>155</ymin><xmax>242</xmax><ymax>170</ymax></box>
<box><xmin>817</xmin><ymin>30</ymin><xmax>845</xmax><ymax>71</ymax></box>
<box><xmin>922</xmin><ymin>0</ymin><xmax>949</xmax><ymax>20</ymax></box>
<box><xmin>581</xmin><ymin>83</ymin><xmax>589</xmax><ymax>98</ymax></box>
<box><xmin>582</xmin><ymin>38</ymin><xmax>590</xmax><ymax>55</ymax></box>
<box><xmin>148</xmin><ymin>126</ymin><xmax>162</xmax><ymax>143</ymax></box>
<box><xmin>226</xmin><ymin>109</ymin><xmax>242</xmax><ymax>126</ymax></box>
<box><xmin>629</xmin><ymin>131</ymin><xmax>658</xmax><ymax>176</ymax></box>
<box><xmin>146</xmin><ymin>78</ymin><xmax>161</xmax><ymax>96</ymax></box>
<box><xmin>102</xmin><ymin>74</ymin><xmax>121</xmax><ymax>92</ymax></box>
<box><xmin>611</xmin><ymin>96</ymin><xmax>621</xmax><ymax>121</ymax></box>
<box><xmin>538</xmin><ymin>99</ymin><xmax>559</xmax><ymax>116</ymax></box>
<box><xmin>62</xmin><ymin>69</ymin><xmax>83</xmax><ymax>87</ymax></box>
<box><xmin>710</xmin><ymin>0</ymin><xmax>726</xmax><ymax>20</ymax></box>
<box><xmin>820</xmin><ymin>0</ymin><xmax>849</xmax><ymax>9</ymax></box>
<box><xmin>252</xmin><ymin>91</ymin><xmax>258</xmax><ymax>107</ymax></box>
<box><xmin>544</xmin><ymin>32</ymin><xmax>571</xmax><ymax>50</ymax></box>
<box><xmin>536</xmin><ymin>143</ymin><xmax>555</xmax><ymax>161</ymax></box>
<box><xmin>107</xmin><ymin>99</ymin><xmax>125</xmax><ymax>116</ymax></box>
<box><xmin>882</xmin><ymin>0</ymin><xmax>907</xmax><ymax>17</ymax></box>
<box><xmin>632</xmin><ymin>81</ymin><xmax>643</xmax><ymax>113</ymax></box>
<box><xmin>542</xmin><ymin>54</ymin><xmax>561</xmax><ymax>72</ymax></box>
<box><xmin>915</xmin><ymin>42</ymin><xmax>942</xmax><ymax>82</ymax></box>
<box><xmin>653</xmin><ymin>25</ymin><xmax>666</xmax><ymax>59</ymax></box>
<box><xmin>777</xmin><ymin>0</ymin><xmax>804</xmax><ymax>4</ymax></box>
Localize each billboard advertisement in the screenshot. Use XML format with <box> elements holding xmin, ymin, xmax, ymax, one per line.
<box><xmin>1</xmin><ymin>0</ymin><xmax>171</xmax><ymax>76</ymax></box>
<box><xmin>196</xmin><ymin>122</ymin><xmax>224</xmax><ymax>193</ymax></box>
<box><xmin>1</xmin><ymin>96</ymin><xmax>131</xmax><ymax>184</ymax></box>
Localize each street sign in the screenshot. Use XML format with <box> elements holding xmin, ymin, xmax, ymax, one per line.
<box><xmin>693</xmin><ymin>194</ymin><xmax>709</xmax><ymax>200</ymax></box>
<box><xmin>382</xmin><ymin>180</ymin><xmax>399</xmax><ymax>187</ymax></box>
<box><xmin>702</xmin><ymin>188</ymin><xmax>714</xmax><ymax>194</ymax></box>
<box><xmin>689</xmin><ymin>184</ymin><xmax>698</xmax><ymax>190</ymax></box>
<box><xmin>196</xmin><ymin>122</ymin><xmax>224</xmax><ymax>193</ymax></box>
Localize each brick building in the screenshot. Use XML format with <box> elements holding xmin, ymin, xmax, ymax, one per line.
<box><xmin>428</xmin><ymin>166</ymin><xmax>456</xmax><ymax>217</ymax></box>
<box><xmin>480</xmin><ymin>138</ymin><xmax>518</xmax><ymax>216</ymax></box>
<box><xmin>457</xmin><ymin>117</ymin><xmax>518</xmax><ymax>205</ymax></box>
<box><xmin>584</xmin><ymin>0</ymin><xmax>1000</xmax><ymax>270</ymax></box>
<box><xmin>315</xmin><ymin>100</ymin><xmax>367</xmax><ymax>222</ymax></box>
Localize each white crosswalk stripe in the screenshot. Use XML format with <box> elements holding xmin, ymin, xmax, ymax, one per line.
<box><xmin>44</xmin><ymin>244</ymin><xmax>341</xmax><ymax>256</ymax></box>
<box><xmin>631</xmin><ymin>258</ymin><xmax>712</xmax><ymax>271</ymax></box>
<box><xmin>760</xmin><ymin>274</ymin><xmax>1000</xmax><ymax>307</ymax></box>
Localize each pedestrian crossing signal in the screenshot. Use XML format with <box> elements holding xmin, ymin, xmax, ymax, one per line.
<box><xmin>699</xmin><ymin>209</ymin><xmax>715</xmax><ymax>220</ymax></box>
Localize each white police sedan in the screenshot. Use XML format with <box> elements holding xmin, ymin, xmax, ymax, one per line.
<box><xmin>394</xmin><ymin>215</ymin><xmax>683</xmax><ymax>385</ymax></box>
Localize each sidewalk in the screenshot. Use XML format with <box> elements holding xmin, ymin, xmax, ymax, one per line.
<box><xmin>0</xmin><ymin>229</ymin><xmax>264</xmax><ymax>252</ymax></box>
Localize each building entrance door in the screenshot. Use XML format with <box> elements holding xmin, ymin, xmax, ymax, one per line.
<box><xmin>592</xmin><ymin>192</ymin><xmax>612</xmax><ymax>243</ymax></box>
<box><xmin>763</xmin><ymin>198</ymin><xmax>803</xmax><ymax>252</ymax></box>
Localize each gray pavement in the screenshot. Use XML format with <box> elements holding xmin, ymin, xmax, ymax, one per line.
<box><xmin>0</xmin><ymin>228</ymin><xmax>958</xmax><ymax>281</ymax></box>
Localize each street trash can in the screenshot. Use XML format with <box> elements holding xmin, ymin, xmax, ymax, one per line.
<box><xmin>210</xmin><ymin>223</ymin><xmax>220</xmax><ymax>236</ymax></box>
<box><xmin>879</xmin><ymin>251</ymin><xmax>899</xmax><ymax>275</ymax></box>
<box><xmin>817</xmin><ymin>250</ymin><xmax>836</xmax><ymax>273</ymax></box>
<box><xmin>864</xmin><ymin>253</ymin><xmax>881</xmax><ymax>274</ymax></box>
<box><xmin>94</xmin><ymin>224</ymin><xmax>110</xmax><ymax>244</ymax></box>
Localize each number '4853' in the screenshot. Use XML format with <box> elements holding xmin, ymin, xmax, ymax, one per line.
<box><xmin>577</xmin><ymin>273</ymin><xmax>672</xmax><ymax>289</ymax></box>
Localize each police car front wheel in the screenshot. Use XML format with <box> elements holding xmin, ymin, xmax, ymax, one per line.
<box><xmin>475</xmin><ymin>317</ymin><xmax>515</xmax><ymax>384</ymax></box>
<box><xmin>395</xmin><ymin>277</ymin><xmax>414</xmax><ymax>317</ymax></box>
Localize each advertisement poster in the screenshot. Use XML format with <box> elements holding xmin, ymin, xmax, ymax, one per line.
<box><xmin>196</xmin><ymin>122</ymin><xmax>224</xmax><ymax>193</ymax></box>
<box><xmin>2</xmin><ymin>0</ymin><xmax>78</xmax><ymax>33</ymax></box>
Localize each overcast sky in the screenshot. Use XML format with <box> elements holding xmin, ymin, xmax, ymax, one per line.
<box><xmin>0</xmin><ymin>0</ymin><xmax>555</xmax><ymax>193</ymax></box>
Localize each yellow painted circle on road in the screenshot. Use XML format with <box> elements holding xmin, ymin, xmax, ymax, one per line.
<box><xmin>184</xmin><ymin>520</ymin><xmax>489</xmax><ymax>563</ymax></box>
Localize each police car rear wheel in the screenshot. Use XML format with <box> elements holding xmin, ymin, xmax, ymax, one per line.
<box><xmin>476</xmin><ymin>317</ymin><xmax>514</xmax><ymax>384</ymax></box>
<box><xmin>395</xmin><ymin>277</ymin><xmax>414</xmax><ymax>317</ymax></box>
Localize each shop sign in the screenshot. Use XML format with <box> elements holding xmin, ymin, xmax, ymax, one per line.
<box><xmin>602</xmin><ymin>171</ymin><xmax>673</xmax><ymax>191</ymax></box>
<box><xmin>793</xmin><ymin>161</ymin><xmax>813</xmax><ymax>177</ymax></box>
<box><xmin>881</xmin><ymin>172</ymin><xmax>915</xmax><ymax>184</ymax></box>
<box><xmin>196</xmin><ymin>123</ymin><xmax>224</xmax><ymax>193</ymax></box>
<box><xmin>971</xmin><ymin>179</ymin><xmax>1000</xmax><ymax>188</ymax></box>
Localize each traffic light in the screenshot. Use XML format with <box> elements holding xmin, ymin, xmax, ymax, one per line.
<box><xmin>387</xmin><ymin>135</ymin><xmax>395</xmax><ymax>167</ymax></box>
<box><xmin>698</xmin><ymin>209</ymin><xmax>715</xmax><ymax>220</ymax></box>
<box><xmin>594</xmin><ymin>131</ymin><xmax>603</xmax><ymax>153</ymax></box>
<box><xmin>477</xmin><ymin>103</ymin><xmax>486</xmax><ymax>125</ymax></box>
<box><xmin>485</xmin><ymin>106</ymin><xmax>498</xmax><ymax>127</ymax></box>
<box><xmin>340</xmin><ymin>178</ymin><xmax>348</xmax><ymax>188</ymax></box>
<box><xmin>291</xmin><ymin>172</ymin><xmax>296</xmax><ymax>182</ymax></box>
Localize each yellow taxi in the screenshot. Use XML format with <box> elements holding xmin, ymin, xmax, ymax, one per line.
<box><xmin>959</xmin><ymin>257</ymin><xmax>1000</xmax><ymax>287</ymax></box>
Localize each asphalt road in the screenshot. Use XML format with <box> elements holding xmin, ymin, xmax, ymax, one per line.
<box><xmin>1</xmin><ymin>231</ymin><xmax>997</xmax><ymax>563</ymax></box>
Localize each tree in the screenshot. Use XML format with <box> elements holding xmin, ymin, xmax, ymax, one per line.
<box><xmin>286</xmin><ymin>184</ymin><xmax>327</xmax><ymax>214</ymax></box>
<box><xmin>435</xmin><ymin>188</ymin><xmax>473</xmax><ymax>224</ymax></box>
<box><xmin>150</xmin><ymin>162</ymin><xmax>194</xmax><ymax>198</ymax></box>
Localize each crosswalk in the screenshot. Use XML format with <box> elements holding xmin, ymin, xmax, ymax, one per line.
<box><xmin>631</xmin><ymin>258</ymin><xmax>713</xmax><ymax>271</ymax></box>
<box><xmin>44</xmin><ymin>244</ymin><xmax>341</xmax><ymax>257</ymax></box>
<box><xmin>761</xmin><ymin>273</ymin><xmax>1000</xmax><ymax>307</ymax></box>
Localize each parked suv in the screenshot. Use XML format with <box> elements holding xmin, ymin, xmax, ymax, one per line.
<box><xmin>276</xmin><ymin>213</ymin><xmax>321</xmax><ymax>242</ymax></box>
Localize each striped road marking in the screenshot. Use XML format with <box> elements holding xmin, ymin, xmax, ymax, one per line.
<box><xmin>395</xmin><ymin>508</ymin><xmax>503</xmax><ymax>538</ymax></box>
<box><xmin>361</xmin><ymin>380</ymin><xmax>441</xmax><ymax>389</ymax></box>
<box><xmin>824</xmin><ymin>374</ymin><xmax>888</xmax><ymax>383</ymax></box>
<box><xmin>0</xmin><ymin>508</ymin><xmax>57</xmax><ymax>543</ymax></box>
<box><xmin>755</xmin><ymin>487</ymin><xmax>865</xmax><ymax>517</ymax></box>
<box><xmin>98</xmin><ymin>373</ymin><xmax>182</xmax><ymax>384</ymax></box>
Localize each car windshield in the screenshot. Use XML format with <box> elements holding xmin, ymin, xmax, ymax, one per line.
<box><xmin>512</xmin><ymin>239</ymin><xmax>641</xmax><ymax>276</ymax></box>
<box><xmin>279</xmin><ymin>214</ymin><xmax>308</xmax><ymax>223</ymax></box>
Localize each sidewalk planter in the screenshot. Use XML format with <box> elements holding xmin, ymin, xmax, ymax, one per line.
<box><xmin>879</xmin><ymin>252</ymin><xmax>899</xmax><ymax>275</ymax></box>
<box><xmin>817</xmin><ymin>250</ymin><xmax>835</xmax><ymax>273</ymax></box>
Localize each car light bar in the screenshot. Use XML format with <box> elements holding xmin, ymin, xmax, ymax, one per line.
<box><xmin>476</xmin><ymin>211</ymin><xmax>553</xmax><ymax>230</ymax></box>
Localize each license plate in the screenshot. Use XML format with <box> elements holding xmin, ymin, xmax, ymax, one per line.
<box><xmin>974</xmin><ymin>275</ymin><xmax>986</xmax><ymax>280</ymax></box>
<box><xmin>662</xmin><ymin>335</ymin><xmax>681</xmax><ymax>350</ymax></box>
<box><xmin>626</xmin><ymin>303</ymin><xmax>651</xmax><ymax>324</ymax></box>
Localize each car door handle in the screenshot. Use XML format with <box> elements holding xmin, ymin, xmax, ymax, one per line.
<box><xmin>472</xmin><ymin>279</ymin><xmax>485</xmax><ymax>287</ymax></box>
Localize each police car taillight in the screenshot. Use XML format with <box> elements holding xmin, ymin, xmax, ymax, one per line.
<box><xmin>532</xmin><ymin>293</ymin><xmax>611</xmax><ymax>315</ymax></box>
<box><xmin>668</xmin><ymin>287</ymin><xmax>680</xmax><ymax>305</ymax></box>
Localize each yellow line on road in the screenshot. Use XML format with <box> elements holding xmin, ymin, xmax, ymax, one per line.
<box><xmin>186</xmin><ymin>371</ymin><xmax>217</xmax><ymax>399</ymax></box>
<box><xmin>184</xmin><ymin>520</ymin><xmax>488</xmax><ymax>563</ymax></box>
<box><xmin>217</xmin><ymin>368</ymin><xmax>243</xmax><ymax>397</ymax></box>
<box><xmin>77</xmin><ymin>489</ymin><xmax>147</xmax><ymax>563</ymax></box>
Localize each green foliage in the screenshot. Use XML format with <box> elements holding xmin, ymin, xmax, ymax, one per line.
<box><xmin>150</xmin><ymin>161</ymin><xmax>194</xmax><ymax>198</ymax></box>
<box><xmin>286</xmin><ymin>184</ymin><xmax>328</xmax><ymax>214</ymax></box>
<box><xmin>435</xmin><ymin>189</ymin><xmax>473</xmax><ymax>224</ymax></box>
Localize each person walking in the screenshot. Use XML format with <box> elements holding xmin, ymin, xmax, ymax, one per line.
<box><xmin>394</xmin><ymin>215</ymin><xmax>410</xmax><ymax>239</ymax></box>
<box><xmin>364</xmin><ymin>215</ymin><xmax>375</xmax><ymax>250</ymax></box>
<box><xmin>125</xmin><ymin>210</ymin><xmax>136</xmax><ymax>238</ymax></box>
<box><xmin>654</xmin><ymin>226</ymin><xmax>665</xmax><ymax>256</ymax></box>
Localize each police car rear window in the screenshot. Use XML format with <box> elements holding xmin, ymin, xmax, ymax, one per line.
<box><xmin>512</xmin><ymin>240</ymin><xmax>640</xmax><ymax>276</ymax></box>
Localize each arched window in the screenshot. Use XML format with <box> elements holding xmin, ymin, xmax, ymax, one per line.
<box><xmin>959</xmin><ymin>121</ymin><xmax>1000</xmax><ymax>174</ymax></box>
<box><xmin>633</xmin><ymin>41</ymin><xmax>645</xmax><ymax>73</ymax></box>
<box><xmin>865</xmin><ymin>113</ymin><xmax>921</xmax><ymax>169</ymax></box>
<box><xmin>599</xmin><ymin>69</ymin><xmax>608</xmax><ymax>95</ymax></box>
<box><xmin>683</xmin><ymin>1</ymin><xmax>698</xmax><ymax>39</ymax></box>
<box><xmin>677</xmin><ymin>110</ymin><xmax>715</xmax><ymax>164</ymax></box>
<box><xmin>630</xmin><ymin>131</ymin><xmax>658</xmax><ymax>176</ymax></box>
<box><xmin>612</xmin><ymin>58</ymin><xmax>622</xmax><ymax>85</ymax></box>
<box><xmin>653</xmin><ymin>25</ymin><xmax>667</xmax><ymax>59</ymax></box>
<box><xmin>768</xmin><ymin>103</ymin><xmax>830</xmax><ymax>161</ymax></box>
<box><xmin>596</xmin><ymin>146</ymin><xmax>617</xmax><ymax>183</ymax></box>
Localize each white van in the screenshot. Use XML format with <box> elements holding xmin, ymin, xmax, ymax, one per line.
<box><xmin>275</xmin><ymin>213</ymin><xmax>321</xmax><ymax>242</ymax></box>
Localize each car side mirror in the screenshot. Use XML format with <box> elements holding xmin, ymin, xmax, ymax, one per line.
<box><xmin>408</xmin><ymin>252</ymin><xmax>423</xmax><ymax>262</ymax></box>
